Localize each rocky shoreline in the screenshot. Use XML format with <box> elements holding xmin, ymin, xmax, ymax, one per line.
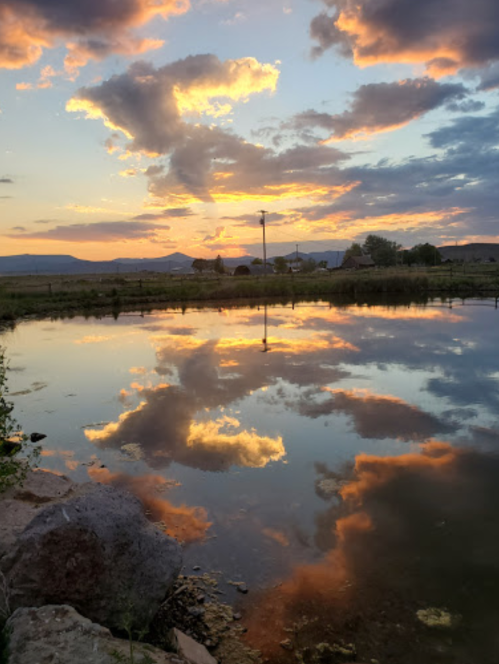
<box><xmin>0</xmin><ymin>470</ymin><xmax>258</xmax><ymax>664</ymax></box>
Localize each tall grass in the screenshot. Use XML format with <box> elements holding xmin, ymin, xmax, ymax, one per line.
<box><xmin>1</xmin><ymin>268</ymin><xmax>498</xmax><ymax>322</ymax></box>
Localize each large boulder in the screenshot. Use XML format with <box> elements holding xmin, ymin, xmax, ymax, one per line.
<box><xmin>0</xmin><ymin>470</ymin><xmax>82</xmax><ymax>561</ymax></box>
<box><xmin>4</xmin><ymin>605</ymin><xmax>189</xmax><ymax>664</ymax></box>
<box><xmin>3</xmin><ymin>483</ymin><xmax>182</xmax><ymax>631</ymax></box>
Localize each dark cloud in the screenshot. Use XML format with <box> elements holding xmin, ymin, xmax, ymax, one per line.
<box><xmin>288</xmin><ymin>78</ymin><xmax>468</xmax><ymax>140</ymax></box>
<box><xmin>132</xmin><ymin>208</ymin><xmax>194</xmax><ymax>221</ymax></box>
<box><xmin>476</xmin><ymin>63</ymin><xmax>499</xmax><ymax>91</ymax></box>
<box><xmin>0</xmin><ymin>0</ymin><xmax>188</xmax><ymax>71</ymax></box>
<box><xmin>0</xmin><ymin>177</ymin><xmax>13</xmax><ymax>184</ymax></box>
<box><xmin>68</xmin><ymin>56</ymin><xmax>354</xmax><ymax>204</ymax></box>
<box><xmin>293</xmin><ymin>388</ymin><xmax>455</xmax><ymax>441</ymax></box>
<box><xmin>69</xmin><ymin>55</ymin><xmax>278</xmax><ymax>156</ymax></box>
<box><xmin>85</xmin><ymin>328</ymin><xmax>354</xmax><ymax>470</ymax></box>
<box><xmin>288</xmin><ymin>106</ymin><xmax>499</xmax><ymax>243</ymax></box>
<box><xmin>310</xmin><ymin>0</ymin><xmax>499</xmax><ymax>75</ymax></box>
<box><xmin>7</xmin><ymin>220</ymin><xmax>170</xmax><ymax>243</ymax></box>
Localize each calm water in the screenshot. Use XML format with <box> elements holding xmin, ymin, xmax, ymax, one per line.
<box><xmin>2</xmin><ymin>299</ymin><xmax>499</xmax><ymax>662</ymax></box>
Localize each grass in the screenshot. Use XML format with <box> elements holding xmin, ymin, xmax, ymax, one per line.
<box><xmin>0</xmin><ymin>265</ymin><xmax>498</xmax><ymax>323</ymax></box>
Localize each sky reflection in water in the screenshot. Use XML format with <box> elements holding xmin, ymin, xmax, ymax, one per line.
<box><xmin>2</xmin><ymin>299</ymin><xmax>499</xmax><ymax>662</ymax></box>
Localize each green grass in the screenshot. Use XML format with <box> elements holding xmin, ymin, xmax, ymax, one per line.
<box><xmin>0</xmin><ymin>266</ymin><xmax>498</xmax><ymax>323</ymax></box>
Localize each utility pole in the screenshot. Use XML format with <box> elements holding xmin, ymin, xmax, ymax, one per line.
<box><xmin>296</xmin><ymin>244</ymin><xmax>299</xmax><ymax>264</ymax></box>
<box><xmin>259</xmin><ymin>210</ymin><xmax>269</xmax><ymax>277</ymax></box>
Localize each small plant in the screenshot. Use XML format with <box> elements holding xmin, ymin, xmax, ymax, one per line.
<box><xmin>0</xmin><ymin>348</ymin><xmax>40</xmax><ymax>493</ymax></box>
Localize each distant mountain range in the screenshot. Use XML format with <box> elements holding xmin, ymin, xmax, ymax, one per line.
<box><xmin>1</xmin><ymin>244</ymin><xmax>497</xmax><ymax>276</ymax></box>
<box><xmin>0</xmin><ymin>249</ymin><xmax>346</xmax><ymax>275</ymax></box>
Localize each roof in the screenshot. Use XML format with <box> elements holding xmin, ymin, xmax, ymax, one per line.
<box><xmin>343</xmin><ymin>254</ymin><xmax>375</xmax><ymax>267</ymax></box>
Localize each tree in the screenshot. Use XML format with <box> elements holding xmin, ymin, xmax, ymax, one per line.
<box><xmin>300</xmin><ymin>258</ymin><xmax>317</xmax><ymax>273</ymax></box>
<box><xmin>214</xmin><ymin>255</ymin><xmax>225</xmax><ymax>274</ymax></box>
<box><xmin>273</xmin><ymin>256</ymin><xmax>288</xmax><ymax>274</ymax></box>
<box><xmin>363</xmin><ymin>235</ymin><xmax>400</xmax><ymax>267</ymax></box>
<box><xmin>251</xmin><ymin>258</ymin><xmax>263</xmax><ymax>265</ymax></box>
<box><xmin>318</xmin><ymin>260</ymin><xmax>328</xmax><ymax>269</ymax></box>
<box><xmin>343</xmin><ymin>243</ymin><xmax>363</xmax><ymax>262</ymax></box>
<box><xmin>411</xmin><ymin>243</ymin><xmax>441</xmax><ymax>266</ymax></box>
<box><xmin>192</xmin><ymin>258</ymin><xmax>209</xmax><ymax>273</ymax></box>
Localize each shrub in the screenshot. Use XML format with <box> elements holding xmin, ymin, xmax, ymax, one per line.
<box><xmin>0</xmin><ymin>348</ymin><xmax>40</xmax><ymax>493</ymax></box>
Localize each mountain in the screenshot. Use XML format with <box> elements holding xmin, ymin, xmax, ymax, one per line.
<box><xmin>0</xmin><ymin>249</ymin><xmax>344</xmax><ymax>275</ymax></box>
<box><xmin>283</xmin><ymin>250</ymin><xmax>345</xmax><ymax>267</ymax></box>
<box><xmin>438</xmin><ymin>243</ymin><xmax>499</xmax><ymax>262</ymax></box>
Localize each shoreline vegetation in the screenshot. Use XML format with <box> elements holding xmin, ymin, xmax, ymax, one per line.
<box><xmin>1</xmin><ymin>264</ymin><xmax>499</xmax><ymax>322</ymax></box>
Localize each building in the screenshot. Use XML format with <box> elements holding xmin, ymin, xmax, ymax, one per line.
<box><xmin>341</xmin><ymin>255</ymin><xmax>375</xmax><ymax>270</ymax></box>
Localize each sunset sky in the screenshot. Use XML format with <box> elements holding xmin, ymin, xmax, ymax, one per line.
<box><xmin>1</xmin><ymin>0</ymin><xmax>498</xmax><ymax>260</ymax></box>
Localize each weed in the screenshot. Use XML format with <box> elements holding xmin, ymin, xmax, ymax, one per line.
<box><xmin>0</xmin><ymin>348</ymin><xmax>40</xmax><ymax>493</ymax></box>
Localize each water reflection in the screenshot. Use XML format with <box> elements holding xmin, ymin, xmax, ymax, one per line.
<box><xmin>87</xmin><ymin>468</ymin><xmax>211</xmax><ymax>543</ymax></box>
<box><xmin>244</xmin><ymin>442</ymin><xmax>499</xmax><ymax>664</ymax></box>
<box><xmin>3</xmin><ymin>299</ymin><xmax>499</xmax><ymax>661</ymax></box>
<box><xmin>291</xmin><ymin>387</ymin><xmax>456</xmax><ymax>441</ymax></box>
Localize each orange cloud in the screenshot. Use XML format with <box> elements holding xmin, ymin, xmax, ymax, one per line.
<box><xmin>88</xmin><ymin>467</ymin><xmax>211</xmax><ymax>543</ymax></box>
<box><xmin>243</xmin><ymin>442</ymin><xmax>497</xmax><ymax>661</ymax></box>
<box><xmin>0</xmin><ymin>0</ymin><xmax>190</xmax><ymax>71</ymax></box>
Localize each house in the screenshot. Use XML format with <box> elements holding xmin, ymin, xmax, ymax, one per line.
<box><xmin>341</xmin><ymin>255</ymin><xmax>375</xmax><ymax>270</ymax></box>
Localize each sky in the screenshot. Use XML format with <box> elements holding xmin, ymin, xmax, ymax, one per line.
<box><xmin>0</xmin><ymin>0</ymin><xmax>498</xmax><ymax>260</ymax></box>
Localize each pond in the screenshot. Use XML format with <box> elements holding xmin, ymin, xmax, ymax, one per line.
<box><xmin>2</xmin><ymin>299</ymin><xmax>499</xmax><ymax>663</ymax></box>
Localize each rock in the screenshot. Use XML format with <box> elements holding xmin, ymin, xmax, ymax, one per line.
<box><xmin>280</xmin><ymin>638</ymin><xmax>293</xmax><ymax>650</ymax></box>
<box><xmin>173</xmin><ymin>628</ymin><xmax>218</xmax><ymax>664</ymax></box>
<box><xmin>3</xmin><ymin>483</ymin><xmax>182</xmax><ymax>631</ymax></box>
<box><xmin>316</xmin><ymin>477</ymin><xmax>349</xmax><ymax>499</ymax></box>
<box><xmin>0</xmin><ymin>471</ymin><xmax>81</xmax><ymax>561</ymax></box>
<box><xmin>3</xmin><ymin>469</ymin><xmax>76</xmax><ymax>504</ymax></box>
<box><xmin>4</xmin><ymin>605</ymin><xmax>188</xmax><ymax>664</ymax></box>
<box><xmin>416</xmin><ymin>607</ymin><xmax>457</xmax><ymax>628</ymax></box>
<box><xmin>236</xmin><ymin>585</ymin><xmax>248</xmax><ymax>594</ymax></box>
<box><xmin>29</xmin><ymin>432</ymin><xmax>47</xmax><ymax>443</ymax></box>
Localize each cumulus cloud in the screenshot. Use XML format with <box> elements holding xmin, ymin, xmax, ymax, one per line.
<box><xmin>0</xmin><ymin>0</ymin><xmax>189</xmax><ymax>72</ymax></box>
<box><xmin>310</xmin><ymin>0</ymin><xmax>499</xmax><ymax>75</ymax></box>
<box><xmin>289</xmin><ymin>78</ymin><xmax>469</xmax><ymax>140</ymax></box>
<box><xmin>67</xmin><ymin>55</ymin><xmax>361</xmax><ymax>204</ymax></box>
<box><xmin>67</xmin><ymin>55</ymin><xmax>279</xmax><ymax>155</ymax></box>
<box><xmin>7</xmin><ymin>220</ymin><xmax>170</xmax><ymax>243</ymax></box>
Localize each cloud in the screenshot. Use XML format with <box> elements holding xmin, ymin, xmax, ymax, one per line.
<box><xmin>85</xmin><ymin>386</ymin><xmax>285</xmax><ymax>472</ymax></box>
<box><xmin>0</xmin><ymin>0</ymin><xmax>189</xmax><ymax>72</ymax></box>
<box><xmin>0</xmin><ymin>177</ymin><xmax>13</xmax><ymax>184</ymax></box>
<box><xmin>67</xmin><ymin>55</ymin><xmax>279</xmax><ymax>155</ymax></box>
<box><xmin>66</xmin><ymin>55</ymin><xmax>361</xmax><ymax>205</ymax></box>
<box><xmin>83</xmin><ymin>324</ymin><xmax>358</xmax><ymax>470</ymax></box>
<box><xmin>245</xmin><ymin>442</ymin><xmax>499</xmax><ymax>662</ymax></box>
<box><xmin>310</xmin><ymin>0</ymin><xmax>499</xmax><ymax>75</ymax></box>
<box><xmin>282</xmin><ymin>106</ymin><xmax>499</xmax><ymax>243</ymax></box>
<box><xmin>293</xmin><ymin>387</ymin><xmax>455</xmax><ymax>441</ymax></box>
<box><xmin>132</xmin><ymin>207</ymin><xmax>194</xmax><ymax>220</ymax></box>
<box><xmin>88</xmin><ymin>467</ymin><xmax>211</xmax><ymax>543</ymax></box>
<box><xmin>289</xmin><ymin>78</ymin><xmax>469</xmax><ymax>140</ymax></box>
<box><xmin>7</xmin><ymin>220</ymin><xmax>170</xmax><ymax>242</ymax></box>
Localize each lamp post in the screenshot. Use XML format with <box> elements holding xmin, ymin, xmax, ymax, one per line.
<box><xmin>259</xmin><ymin>210</ymin><xmax>269</xmax><ymax>277</ymax></box>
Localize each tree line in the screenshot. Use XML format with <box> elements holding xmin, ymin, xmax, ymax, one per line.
<box><xmin>344</xmin><ymin>235</ymin><xmax>442</xmax><ymax>267</ymax></box>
